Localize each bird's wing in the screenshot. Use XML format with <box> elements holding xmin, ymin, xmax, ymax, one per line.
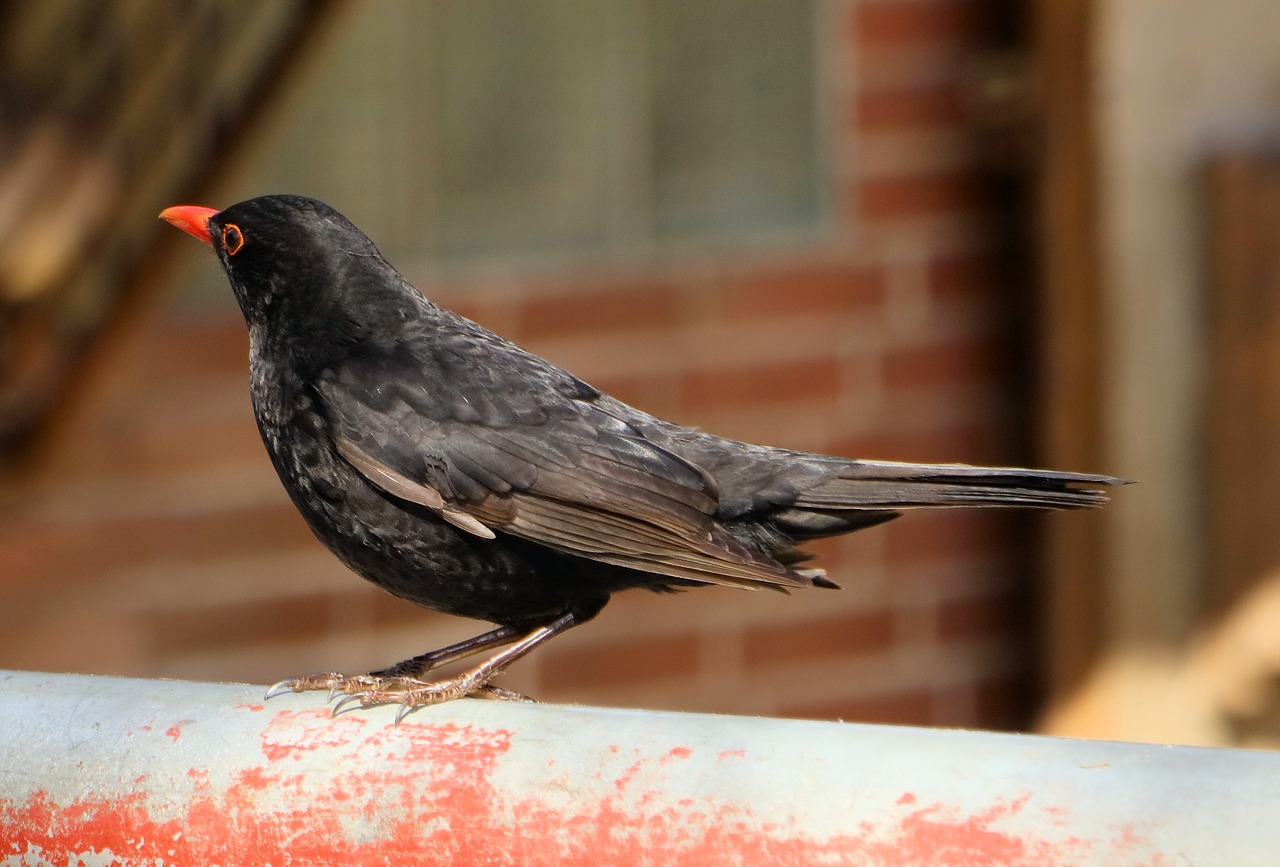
<box><xmin>315</xmin><ymin>353</ymin><xmax>803</xmax><ymax>591</ymax></box>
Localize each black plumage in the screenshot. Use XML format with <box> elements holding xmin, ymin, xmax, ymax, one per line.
<box><xmin>160</xmin><ymin>195</ymin><xmax>1121</xmax><ymax>715</ymax></box>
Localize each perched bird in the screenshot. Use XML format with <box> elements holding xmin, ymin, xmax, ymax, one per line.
<box><xmin>161</xmin><ymin>195</ymin><xmax>1120</xmax><ymax>717</ymax></box>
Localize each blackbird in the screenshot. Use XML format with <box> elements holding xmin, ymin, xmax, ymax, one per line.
<box><xmin>160</xmin><ymin>195</ymin><xmax>1120</xmax><ymax>717</ymax></box>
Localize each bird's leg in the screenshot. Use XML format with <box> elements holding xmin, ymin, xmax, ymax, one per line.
<box><xmin>264</xmin><ymin>625</ymin><xmax>521</xmax><ymax>702</ymax></box>
<box><xmin>331</xmin><ymin>611</ymin><xmax>580</xmax><ymax>720</ymax></box>
<box><xmin>369</xmin><ymin>626</ymin><xmax>523</xmax><ymax>679</ymax></box>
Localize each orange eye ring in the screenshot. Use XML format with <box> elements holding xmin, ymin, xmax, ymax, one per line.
<box><xmin>222</xmin><ymin>223</ymin><xmax>245</xmax><ymax>255</ymax></box>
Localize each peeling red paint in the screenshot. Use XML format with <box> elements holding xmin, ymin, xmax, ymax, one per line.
<box><xmin>0</xmin><ymin>709</ymin><xmax>1171</xmax><ymax>866</ymax></box>
<box><xmin>885</xmin><ymin>794</ymin><xmax>1033</xmax><ymax>864</ymax></box>
<box><xmin>186</xmin><ymin>767</ymin><xmax>211</xmax><ymax>794</ymax></box>
<box><xmin>164</xmin><ymin>720</ymin><xmax>192</xmax><ymax>741</ymax></box>
<box><xmin>258</xmin><ymin>707</ymin><xmax>370</xmax><ymax>761</ymax></box>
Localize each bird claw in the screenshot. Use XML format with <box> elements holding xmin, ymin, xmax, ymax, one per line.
<box><xmin>264</xmin><ymin>673</ymin><xmax>342</xmax><ymax>701</ymax></box>
<box><xmin>264</xmin><ymin>671</ymin><xmax>522</xmax><ymax>719</ymax></box>
<box><xmin>330</xmin><ymin>691</ymin><xmax>375</xmax><ymax>717</ymax></box>
<box><xmin>394</xmin><ymin>701</ymin><xmax>418</xmax><ymax>726</ymax></box>
<box><xmin>263</xmin><ymin>679</ymin><xmax>298</xmax><ymax>701</ymax></box>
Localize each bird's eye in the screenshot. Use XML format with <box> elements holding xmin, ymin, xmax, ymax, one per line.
<box><xmin>222</xmin><ymin>224</ymin><xmax>245</xmax><ymax>255</ymax></box>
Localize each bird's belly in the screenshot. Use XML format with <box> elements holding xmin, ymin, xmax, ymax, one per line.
<box><xmin>265</xmin><ymin>425</ymin><xmax>602</xmax><ymax>626</ymax></box>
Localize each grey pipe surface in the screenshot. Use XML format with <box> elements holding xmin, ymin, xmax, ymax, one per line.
<box><xmin>1</xmin><ymin>669</ymin><xmax>1276</xmax><ymax>865</ymax></box>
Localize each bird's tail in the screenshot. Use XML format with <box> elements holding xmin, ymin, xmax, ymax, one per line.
<box><xmin>799</xmin><ymin>459</ymin><xmax>1121</xmax><ymax>510</ymax></box>
<box><xmin>765</xmin><ymin>459</ymin><xmax>1124</xmax><ymax>545</ymax></box>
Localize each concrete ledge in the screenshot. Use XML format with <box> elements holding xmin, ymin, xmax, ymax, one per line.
<box><xmin>1</xmin><ymin>669</ymin><xmax>1276</xmax><ymax>865</ymax></box>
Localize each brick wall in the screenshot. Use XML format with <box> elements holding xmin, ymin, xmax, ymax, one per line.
<box><xmin>0</xmin><ymin>0</ymin><xmax>1040</xmax><ymax>728</ymax></box>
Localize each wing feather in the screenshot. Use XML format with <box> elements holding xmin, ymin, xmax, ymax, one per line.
<box><xmin>316</xmin><ymin>366</ymin><xmax>802</xmax><ymax>591</ymax></box>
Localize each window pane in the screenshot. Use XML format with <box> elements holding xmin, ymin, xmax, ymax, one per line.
<box><xmin>431</xmin><ymin>0</ymin><xmax>616</xmax><ymax>259</ymax></box>
<box><xmin>647</xmin><ymin>0</ymin><xmax>820</xmax><ymax>237</ymax></box>
<box><xmin>210</xmin><ymin>0</ymin><xmax>824</xmax><ymax>274</ymax></box>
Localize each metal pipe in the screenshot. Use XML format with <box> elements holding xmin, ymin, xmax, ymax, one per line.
<box><xmin>1</xmin><ymin>669</ymin><xmax>1275</xmax><ymax>865</ymax></box>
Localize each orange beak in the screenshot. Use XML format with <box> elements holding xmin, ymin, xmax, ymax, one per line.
<box><xmin>159</xmin><ymin>205</ymin><xmax>218</xmax><ymax>245</ymax></box>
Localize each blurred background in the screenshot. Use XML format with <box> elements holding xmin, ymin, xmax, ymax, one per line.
<box><xmin>0</xmin><ymin>0</ymin><xmax>1276</xmax><ymax>749</ymax></box>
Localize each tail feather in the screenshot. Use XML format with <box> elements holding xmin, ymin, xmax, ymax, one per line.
<box><xmin>721</xmin><ymin>456</ymin><xmax>1124</xmax><ymax>582</ymax></box>
<box><xmin>794</xmin><ymin>460</ymin><xmax>1124</xmax><ymax>512</ymax></box>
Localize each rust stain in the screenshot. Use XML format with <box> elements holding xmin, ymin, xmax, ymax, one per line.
<box><xmin>0</xmin><ymin>715</ymin><xmax>1172</xmax><ymax>867</ymax></box>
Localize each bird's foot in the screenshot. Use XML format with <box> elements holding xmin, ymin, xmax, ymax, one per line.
<box><xmin>264</xmin><ymin>671</ymin><xmax>531</xmax><ymax>719</ymax></box>
<box><xmin>329</xmin><ymin>674</ymin><xmax>533</xmax><ymax>722</ymax></box>
<box><xmin>262</xmin><ymin>616</ymin><xmax>573</xmax><ymax>720</ymax></box>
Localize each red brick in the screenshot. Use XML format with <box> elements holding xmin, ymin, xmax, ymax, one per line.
<box><xmin>0</xmin><ymin>501</ymin><xmax>315</xmax><ymax>588</ymax></box>
<box><xmin>721</xmin><ymin>267</ymin><xmax>884</xmax><ymax>321</ymax></box>
<box><xmin>857</xmin><ymin>85</ymin><xmax>962</xmax><ymax>132</ymax></box>
<box><xmin>429</xmin><ymin>295</ymin><xmax>487</xmax><ymax>325</ymax></box>
<box><xmin>136</xmin><ymin>318</ymin><xmax>248</xmax><ymax>384</ymax></box>
<box><xmin>3</xmin><ymin>614</ymin><xmax>147</xmax><ymax>675</ymax></box>
<box><xmin>937</xmin><ymin>594</ymin><xmax>1019</xmax><ymax>643</ymax></box>
<box><xmin>368</xmin><ymin>585</ymin><xmax>442</xmax><ymax>629</ymax></box>
<box><xmin>858</xmin><ymin>173</ymin><xmax>988</xmax><ymax>220</ymax></box>
<box><xmin>974</xmin><ymin>674</ymin><xmax>1033</xmax><ymax>730</ymax></box>
<box><xmin>830</xmin><ymin>424</ymin><xmax>991</xmax><ymax>464</ymax></box>
<box><xmin>742</xmin><ymin>609</ymin><xmax>896</xmax><ymax>669</ymax></box>
<box><xmin>855</xmin><ymin>0</ymin><xmax>983</xmax><ymax>49</ymax></box>
<box><xmin>798</xmin><ymin>536</ymin><xmax>845</xmax><ymax>575</ymax></box>
<box><xmin>587</xmin><ymin>373</ymin><xmax>681</xmax><ymax>419</ymax></box>
<box><xmin>929</xmin><ymin>682</ymin><xmax>980</xmax><ymax>727</ymax></box>
<box><xmin>517</xmin><ymin>286</ymin><xmax>680</xmax><ymax>341</ymax></box>
<box><xmin>680</xmin><ymin>358</ymin><xmax>842</xmax><ymax>412</ymax></box>
<box><xmin>0</xmin><ymin>0</ymin><xmax>1042</xmax><ymax>708</ymax></box>
<box><xmin>142</xmin><ymin>592</ymin><xmax>337</xmax><ymax>653</ymax></box>
<box><xmin>540</xmin><ymin>633</ymin><xmax>700</xmax><ymax>693</ymax></box>
<box><xmin>52</xmin><ymin>415</ymin><xmax>265</xmax><ymax>482</ymax></box>
<box><xmin>929</xmin><ymin>255</ymin><xmax>1000</xmax><ymax>300</ymax></box>
<box><xmin>780</xmin><ymin>690</ymin><xmax>935</xmax><ymax>726</ymax></box>
<box><xmin>883</xmin><ymin>509</ymin><xmax>1016</xmax><ymax>566</ymax></box>
<box><xmin>883</xmin><ymin>337</ymin><xmax>1000</xmax><ymax>391</ymax></box>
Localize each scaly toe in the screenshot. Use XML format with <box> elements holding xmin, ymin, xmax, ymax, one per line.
<box><xmin>392</xmin><ymin>677</ymin><xmax>509</xmax><ymax>722</ymax></box>
<box><xmin>326</xmin><ymin>674</ymin><xmax>384</xmax><ymax>702</ymax></box>
<box><xmin>330</xmin><ymin>676</ymin><xmax>435</xmax><ymax>716</ymax></box>
<box><xmin>264</xmin><ymin>672</ymin><xmax>346</xmax><ymax>701</ymax></box>
<box><xmin>473</xmin><ymin>685</ymin><xmax>534</xmax><ymax>702</ymax></box>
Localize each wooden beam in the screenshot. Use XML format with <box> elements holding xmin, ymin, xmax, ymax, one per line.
<box><xmin>1030</xmin><ymin>0</ymin><xmax>1108</xmax><ymax>699</ymax></box>
<box><xmin>1204</xmin><ymin>154</ymin><xmax>1280</xmax><ymax>615</ymax></box>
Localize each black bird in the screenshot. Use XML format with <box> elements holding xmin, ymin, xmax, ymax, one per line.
<box><xmin>161</xmin><ymin>195</ymin><xmax>1120</xmax><ymax>717</ymax></box>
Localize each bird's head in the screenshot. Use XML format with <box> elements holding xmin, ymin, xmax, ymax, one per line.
<box><xmin>160</xmin><ymin>195</ymin><xmax>414</xmax><ymax>361</ymax></box>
